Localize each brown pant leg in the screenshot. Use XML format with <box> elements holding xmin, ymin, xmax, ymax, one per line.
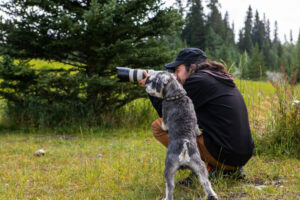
<box><xmin>151</xmin><ymin>118</ymin><xmax>169</xmax><ymax>148</ymax></box>
<box><xmin>196</xmin><ymin>136</ymin><xmax>240</xmax><ymax>171</ymax></box>
<box><xmin>151</xmin><ymin>118</ymin><xmax>239</xmax><ymax>171</ymax></box>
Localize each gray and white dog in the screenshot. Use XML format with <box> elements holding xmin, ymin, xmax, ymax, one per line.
<box><xmin>145</xmin><ymin>71</ymin><xmax>218</xmax><ymax>200</ymax></box>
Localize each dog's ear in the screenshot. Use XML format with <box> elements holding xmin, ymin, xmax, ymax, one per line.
<box><xmin>170</xmin><ymin>73</ymin><xmax>176</xmax><ymax>80</ymax></box>
<box><xmin>161</xmin><ymin>73</ymin><xmax>171</xmax><ymax>85</ymax></box>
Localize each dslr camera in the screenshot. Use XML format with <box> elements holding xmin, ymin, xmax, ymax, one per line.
<box><xmin>116</xmin><ymin>67</ymin><xmax>166</xmax><ymax>82</ymax></box>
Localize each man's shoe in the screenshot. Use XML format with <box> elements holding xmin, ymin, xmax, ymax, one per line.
<box><xmin>208</xmin><ymin>166</ymin><xmax>246</xmax><ymax>180</ymax></box>
<box><xmin>223</xmin><ymin>168</ymin><xmax>246</xmax><ymax>179</ymax></box>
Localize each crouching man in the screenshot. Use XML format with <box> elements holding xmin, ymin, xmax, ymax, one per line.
<box><xmin>139</xmin><ymin>48</ymin><xmax>254</xmax><ymax>185</ymax></box>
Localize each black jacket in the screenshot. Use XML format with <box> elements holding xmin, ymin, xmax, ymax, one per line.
<box><xmin>149</xmin><ymin>71</ymin><xmax>254</xmax><ymax>166</ymax></box>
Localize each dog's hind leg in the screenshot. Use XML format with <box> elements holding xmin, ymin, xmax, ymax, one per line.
<box><xmin>189</xmin><ymin>155</ymin><xmax>218</xmax><ymax>200</ymax></box>
<box><xmin>164</xmin><ymin>158</ymin><xmax>178</xmax><ymax>200</ymax></box>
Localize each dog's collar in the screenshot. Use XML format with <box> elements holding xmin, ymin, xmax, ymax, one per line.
<box><xmin>164</xmin><ymin>93</ymin><xmax>185</xmax><ymax>101</ymax></box>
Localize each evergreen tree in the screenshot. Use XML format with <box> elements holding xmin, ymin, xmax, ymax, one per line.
<box><xmin>206</xmin><ymin>0</ymin><xmax>224</xmax><ymax>35</ymax></box>
<box><xmin>290</xmin><ymin>30</ymin><xmax>293</xmax><ymax>44</ymax></box>
<box><xmin>249</xmin><ymin>44</ymin><xmax>266</xmax><ymax>79</ymax></box>
<box><xmin>239</xmin><ymin>5</ymin><xmax>253</xmax><ymax>53</ymax></box>
<box><xmin>296</xmin><ymin>30</ymin><xmax>300</xmax><ymax>81</ymax></box>
<box><xmin>265</xmin><ymin>19</ymin><xmax>271</xmax><ymax>44</ymax></box>
<box><xmin>205</xmin><ymin>0</ymin><xmax>226</xmax><ymax>59</ymax></box>
<box><xmin>273</xmin><ymin>21</ymin><xmax>283</xmax><ymax>70</ymax></box>
<box><xmin>181</xmin><ymin>0</ymin><xmax>206</xmax><ymax>50</ymax></box>
<box><xmin>274</xmin><ymin>21</ymin><xmax>280</xmax><ymax>43</ymax></box>
<box><xmin>251</xmin><ymin>10</ymin><xmax>265</xmax><ymax>50</ymax></box>
<box><xmin>262</xmin><ymin>17</ymin><xmax>274</xmax><ymax>70</ymax></box>
<box><xmin>0</xmin><ymin>0</ymin><xmax>183</xmax><ymax>124</ymax></box>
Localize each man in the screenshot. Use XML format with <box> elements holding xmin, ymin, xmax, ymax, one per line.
<box><xmin>139</xmin><ymin>48</ymin><xmax>254</xmax><ymax>184</ymax></box>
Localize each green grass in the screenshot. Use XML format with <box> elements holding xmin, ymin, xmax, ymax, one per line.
<box><xmin>28</xmin><ymin>59</ymin><xmax>74</xmax><ymax>70</ymax></box>
<box><xmin>0</xmin><ymin>130</ymin><xmax>299</xmax><ymax>200</ymax></box>
<box><xmin>0</xmin><ymin>59</ymin><xmax>299</xmax><ymax>199</ymax></box>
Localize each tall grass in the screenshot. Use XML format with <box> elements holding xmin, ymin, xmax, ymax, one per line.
<box><xmin>258</xmin><ymin>66</ymin><xmax>299</xmax><ymax>157</ymax></box>
<box><xmin>98</xmin><ymin>98</ymin><xmax>158</xmax><ymax>130</ymax></box>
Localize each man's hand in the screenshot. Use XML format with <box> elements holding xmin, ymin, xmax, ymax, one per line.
<box><xmin>138</xmin><ymin>71</ymin><xmax>149</xmax><ymax>87</ymax></box>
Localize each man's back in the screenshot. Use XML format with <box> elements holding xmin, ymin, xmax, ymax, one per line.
<box><xmin>183</xmin><ymin>71</ymin><xmax>254</xmax><ymax>166</ymax></box>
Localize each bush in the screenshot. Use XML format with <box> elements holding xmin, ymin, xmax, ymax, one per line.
<box><xmin>257</xmin><ymin>65</ymin><xmax>300</xmax><ymax>157</ymax></box>
<box><xmin>0</xmin><ymin>56</ymin><xmax>147</xmax><ymax>127</ymax></box>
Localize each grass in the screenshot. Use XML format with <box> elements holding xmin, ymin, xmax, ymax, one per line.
<box><xmin>0</xmin><ymin>59</ymin><xmax>299</xmax><ymax>199</ymax></box>
<box><xmin>0</xmin><ymin>129</ymin><xmax>299</xmax><ymax>200</ymax></box>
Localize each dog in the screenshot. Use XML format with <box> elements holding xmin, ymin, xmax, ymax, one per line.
<box><xmin>145</xmin><ymin>71</ymin><xmax>218</xmax><ymax>200</ymax></box>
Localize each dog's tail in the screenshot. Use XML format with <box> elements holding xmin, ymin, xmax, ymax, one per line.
<box><xmin>179</xmin><ymin>140</ymin><xmax>190</xmax><ymax>163</ymax></box>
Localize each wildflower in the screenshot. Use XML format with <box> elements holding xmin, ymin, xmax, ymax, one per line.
<box><xmin>292</xmin><ymin>100</ymin><xmax>300</xmax><ymax>106</ymax></box>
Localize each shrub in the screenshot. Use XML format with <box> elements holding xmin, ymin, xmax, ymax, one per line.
<box><xmin>0</xmin><ymin>56</ymin><xmax>148</xmax><ymax>127</ymax></box>
<box><xmin>259</xmin><ymin>64</ymin><xmax>300</xmax><ymax>157</ymax></box>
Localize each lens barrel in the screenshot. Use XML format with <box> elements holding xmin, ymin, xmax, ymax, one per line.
<box><xmin>117</xmin><ymin>67</ymin><xmax>155</xmax><ymax>82</ymax></box>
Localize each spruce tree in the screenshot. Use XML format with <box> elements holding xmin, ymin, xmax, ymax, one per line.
<box><xmin>274</xmin><ymin>21</ymin><xmax>280</xmax><ymax>43</ymax></box>
<box><xmin>239</xmin><ymin>5</ymin><xmax>253</xmax><ymax>54</ymax></box>
<box><xmin>252</xmin><ymin>10</ymin><xmax>265</xmax><ymax>50</ymax></box>
<box><xmin>249</xmin><ymin>44</ymin><xmax>265</xmax><ymax>79</ymax></box>
<box><xmin>0</xmin><ymin>0</ymin><xmax>182</xmax><ymax>115</ymax></box>
<box><xmin>205</xmin><ymin>0</ymin><xmax>225</xmax><ymax>58</ymax></box>
<box><xmin>181</xmin><ymin>0</ymin><xmax>206</xmax><ymax>50</ymax></box>
<box><xmin>296</xmin><ymin>30</ymin><xmax>300</xmax><ymax>81</ymax></box>
<box><xmin>273</xmin><ymin>21</ymin><xmax>283</xmax><ymax>70</ymax></box>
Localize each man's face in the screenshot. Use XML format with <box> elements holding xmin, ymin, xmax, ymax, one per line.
<box><xmin>174</xmin><ymin>64</ymin><xmax>188</xmax><ymax>85</ymax></box>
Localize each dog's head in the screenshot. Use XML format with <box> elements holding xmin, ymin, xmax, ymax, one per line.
<box><xmin>145</xmin><ymin>71</ymin><xmax>178</xmax><ymax>98</ymax></box>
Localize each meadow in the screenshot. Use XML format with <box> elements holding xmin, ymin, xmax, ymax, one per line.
<box><xmin>0</xmin><ymin>60</ymin><xmax>299</xmax><ymax>200</ymax></box>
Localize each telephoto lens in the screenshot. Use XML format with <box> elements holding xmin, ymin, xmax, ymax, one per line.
<box><xmin>116</xmin><ymin>67</ymin><xmax>158</xmax><ymax>82</ymax></box>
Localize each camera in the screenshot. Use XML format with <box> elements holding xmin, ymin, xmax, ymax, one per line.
<box><xmin>116</xmin><ymin>67</ymin><xmax>161</xmax><ymax>82</ymax></box>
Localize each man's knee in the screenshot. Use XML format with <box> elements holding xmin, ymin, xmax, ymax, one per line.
<box><xmin>151</xmin><ymin>118</ymin><xmax>169</xmax><ymax>148</ymax></box>
<box><xmin>151</xmin><ymin>118</ymin><xmax>163</xmax><ymax>137</ymax></box>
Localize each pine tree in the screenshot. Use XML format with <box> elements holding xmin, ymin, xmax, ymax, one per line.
<box><xmin>0</xmin><ymin>0</ymin><xmax>183</xmax><ymax>115</ymax></box>
<box><xmin>239</xmin><ymin>5</ymin><xmax>253</xmax><ymax>54</ymax></box>
<box><xmin>251</xmin><ymin>10</ymin><xmax>266</xmax><ymax>50</ymax></box>
<box><xmin>206</xmin><ymin>0</ymin><xmax>223</xmax><ymax>33</ymax></box>
<box><xmin>274</xmin><ymin>21</ymin><xmax>280</xmax><ymax>43</ymax></box>
<box><xmin>262</xmin><ymin>17</ymin><xmax>275</xmax><ymax>70</ymax></box>
<box><xmin>265</xmin><ymin>19</ymin><xmax>271</xmax><ymax>44</ymax></box>
<box><xmin>181</xmin><ymin>0</ymin><xmax>206</xmax><ymax>49</ymax></box>
<box><xmin>205</xmin><ymin>0</ymin><xmax>225</xmax><ymax>58</ymax></box>
<box><xmin>296</xmin><ymin>30</ymin><xmax>300</xmax><ymax>81</ymax></box>
<box><xmin>273</xmin><ymin>21</ymin><xmax>283</xmax><ymax>70</ymax></box>
<box><xmin>249</xmin><ymin>44</ymin><xmax>266</xmax><ymax>79</ymax></box>
<box><xmin>290</xmin><ymin>30</ymin><xmax>293</xmax><ymax>44</ymax></box>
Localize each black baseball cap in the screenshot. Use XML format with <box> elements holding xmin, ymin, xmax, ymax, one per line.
<box><xmin>165</xmin><ymin>48</ymin><xmax>207</xmax><ymax>71</ymax></box>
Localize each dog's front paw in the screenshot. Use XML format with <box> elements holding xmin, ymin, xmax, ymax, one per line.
<box><xmin>195</xmin><ymin>125</ymin><xmax>202</xmax><ymax>136</ymax></box>
<box><xmin>162</xmin><ymin>121</ymin><xmax>168</xmax><ymax>131</ymax></box>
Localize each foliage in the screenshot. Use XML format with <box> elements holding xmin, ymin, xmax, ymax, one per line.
<box><xmin>0</xmin><ymin>0</ymin><xmax>183</xmax><ymax>117</ymax></box>
<box><xmin>0</xmin><ymin>56</ymin><xmax>148</xmax><ymax>126</ymax></box>
<box><xmin>181</xmin><ymin>0</ymin><xmax>206</xmax><ymax>50</ymax></box>
<box><xmin>248</xmin><ymin>44</ymin><xmax>266</xmax><ymax>79</ymax></box>
<box><xmin>268</xmin><ymin>66</ymin><xmax>299</xmax><ymax>156</ymax></box>
<box><xmin>0</xmin><ymin>0</ymin><xmax>183</xmax><ymax>125</ymax></box>
<box><xmin>254</xmin><ymin>65</ymin><xmax>300</xmax><ymax>157</ymax></box>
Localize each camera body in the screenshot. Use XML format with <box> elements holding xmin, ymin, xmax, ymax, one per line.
<box><xmin>116</xmin><ymin>67</ymin><xmax>163</xmax><ymax>82</ymax></box>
